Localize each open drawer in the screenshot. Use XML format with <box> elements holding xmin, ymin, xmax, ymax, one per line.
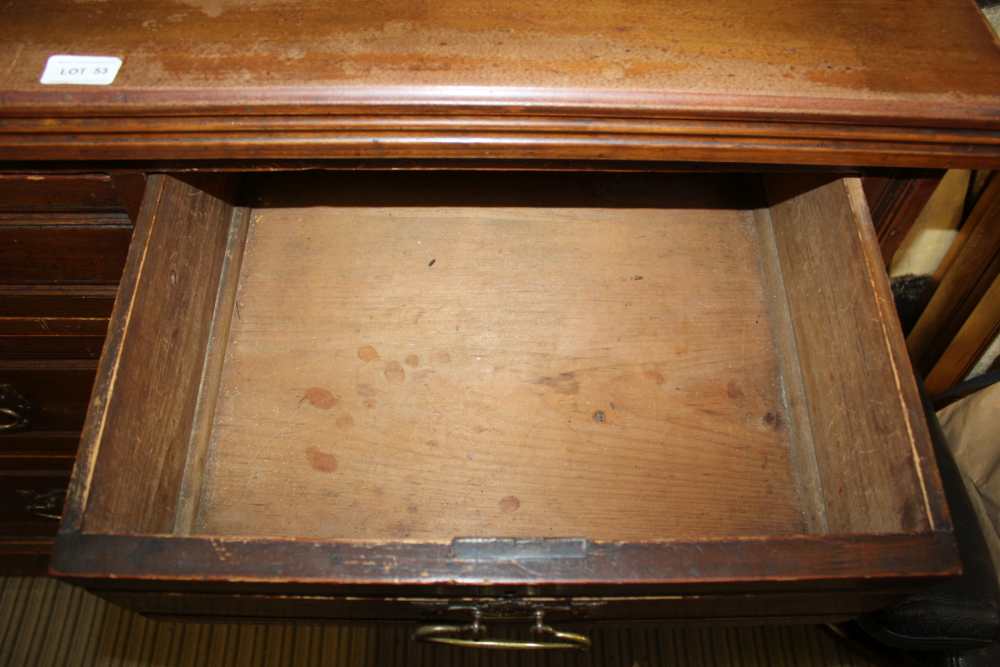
<box><xmin>52</xmin><ymin>171</ymin><xmax>956</xmax><ymax>628</ymax></box>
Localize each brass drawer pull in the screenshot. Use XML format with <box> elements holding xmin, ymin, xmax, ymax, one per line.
<box><xmin>0</xmin><ymin>384</ymin><xmax>31</xmax><ymax>433</ymax></box>
<box><xmin>413</xmin><ymin>610</ymin><xmax>590</xmax><ymax>651</ymax></box>
<box><xmin>16</xmin><ymin>488</ymin><xmax>65</xmax><ymax>521</ymax></box>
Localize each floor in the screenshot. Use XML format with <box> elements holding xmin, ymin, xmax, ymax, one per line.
<box><xmin>0</xmin><ymin>576</ymin><xmax>878</xmax><ymax>667</ymax></box>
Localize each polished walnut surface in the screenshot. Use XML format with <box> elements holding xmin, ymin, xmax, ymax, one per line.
<box><xmin>0</xmin><ymin>1</ymin><xmax>998</xmax><ymax>166</ymax></box>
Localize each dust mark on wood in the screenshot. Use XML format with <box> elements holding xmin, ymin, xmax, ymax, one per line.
<box><xmin>364</xmin><ymin>399</ymin><xmax>377</xmax><ymax>409</ymax></box>
<box><xmin>499</xmin><ymin>495</ymin><xmax>521</xmax><ymax>513</ymax></box>
<box><xmin>357</xmin><ymin>383</ymin><xmax>377</xmax><ymax>397</ymax></box>
<box><xmin>412</xmin><ymin>369</ymin><xmax>435</xmax><ymax>383</ymax></box>
<box><xmin>727</xmin><ymin>381</ymin><xmax>744</xmax><ymax>399</ymax></box>
<box><xmin>305</xmin><ymin>446</ymin><xmax>338</xmax><ymax>473</ymax></box>
<box><xmin>388</xmin><ymin>521</ymin><xmax>412</xmax><ymax>538</ymax></box>
<box><xmin>336</xmin><ymin>414</ymin><xmax>355</xmax><ymax>430</ymax></box>
<box><xmin>432</xmin><ymin>350</ymin><xmax>452</xmax><ymax>364</ymax></box>
<box><xmin>210</xmin><ymin>539</ymin><xmax>233</xmax><ymax>562</ymax></box>
<box><xmin>299</xmin><ymin>387</ymin><xmax>337</xmax><ymax>410</ymax></box>
<box><xmin>357</xmin><ymin>345</ymin><xmax>379</xmax><ymax>362</ymax></box>
<box><xmin>384</xmin><ymin>360</ymin><xmax>405</xmax><ymax>383</ymax></box>
<box><xmin>533</xmin><ymin>372</ymin><xmax>579</xmax><ymax>395</ymax></box>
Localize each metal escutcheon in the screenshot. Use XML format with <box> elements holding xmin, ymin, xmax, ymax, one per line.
<box><xmin>0</xmin><ymin>384</ymin><xmax>31</xmax><ymax>433</ymax></box>
<box><xmin>413</xmin><ymin>610</ymin><xmax>591</xmax><ymax>651</ymax></box>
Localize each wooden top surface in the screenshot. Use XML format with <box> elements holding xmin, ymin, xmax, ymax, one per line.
<box><xmin>1</xmin><ymin>0</ymin><xmax>999</xmax><ymax>166</ymax></box>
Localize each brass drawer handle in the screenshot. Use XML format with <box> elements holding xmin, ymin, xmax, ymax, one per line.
<box><xmin>0</xmin><ymin>384</ymin><xmax>31</xmax><ymax>433</ymax></box>
<box><xmin>413</xmin><ymin>610</ymin><xmax>590</xmax><ymax>651</ymax></box>
<box><xmin>15</xmin><ymin>488</ymin><xmax>65</xmax><ymax>521</ymax></box>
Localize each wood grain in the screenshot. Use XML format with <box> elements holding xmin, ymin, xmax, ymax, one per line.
<box><xmin>195</xmin><ymin>201</ymin><xmax>805</xmax><ymax>540</ymax></box>
<box><xmin>0</xmin><ymin>0</ymin><xmax>994</xmax><ymax>110</ymax></box>
<box><xmin>765</xmin><ymin>176</ymin><xmax>946</xmax><ymax>534</ymax></box>
<box><xmin>0</xmin><ymin>1</ymin><xmax>997</xmax><ymax>167</ymax></box>
<box><xmin>82</xmin><ymin>175</ymin><xmax>239</xmax><ymax>534</ymax></box>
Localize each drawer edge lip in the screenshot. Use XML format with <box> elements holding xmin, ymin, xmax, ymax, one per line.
<box><xmin>49</xmin><ymin>530</ymin><xmax>960</xmax><ymax>594</ymax></box>
<box><xmin>1</xmin><ymin>124</ymin><xmax>998</xmax><ymax>169</ymax></box>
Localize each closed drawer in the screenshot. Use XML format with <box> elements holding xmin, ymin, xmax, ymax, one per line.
<box><xmin>0</xmin><ymin>174</ymin><xmax>121</xmax><ymax>212</ymax></box>
<box><xmin>0</xmin><ymin>286</ymin><xmax>115</xmax><ymax>359</ymax></box>
<box><xmin>0</xmin><ymin>468</ymin><xmax>69</xmax><ymax>576</ymax></box>
<box><xmin>0</xmin><ymin>432</ymin><xmax>80</xmax><ymax>469</ymax></box>
<box><xmin>0</xmin><ymin>213</ymin><xmax>132</xmax><ymax>284</ymax></box>
<box><xmin>0</xmin><ymin>361</ymin><xmax>96</xmax><ymax>432</ymax></box>
<box><xmin>0</xmin><ymin>469</ymin><xmax>71</xmax><ymax>533</ymax></box>
<box><xmin>52</xmin><ymin>171</ymin><xmax>955</xmax><ymax>622</ymax></box>
<box><xmin>104</xmin><ymin>590</ymin><xmax>904</xmax><ymax>625</ymax></box>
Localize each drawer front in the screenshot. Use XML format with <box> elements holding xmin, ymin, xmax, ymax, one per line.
<box><xmin>0</xmin><ymin>289</ymin><xmax>117</xmax><ymax>319</ymax></box>
<box><xmin>99</xmin><ymin>591</ymin><xmax>903</xmax><ymax>625</ymax></box>
<box><xmin>0</xmin><ymin>335</ymin><xmax>107</xmax><ymax>360</ymax></box>
<box><xmin>0</xmin><ymin>469</ymin><xmax>68</xmax><ymax>575</ymax></box>
<box><xmin>0</xmin><ymin>218</ymin><xmax>132</xmax><ymax>285</ymax></box>
<box><xmin>0</xmin><ymin>174</ymin><xmax>122</xmax><ymax>212</ymax></box>
<box><xmin>0</xmin><ymin>364</ymin><xmax>97</xmax><ymax>432</ymax></box>
<box><xmin>0</xmin><ymin>288</ymin><xmax>117</xmax><ymax>360</ymax></box>
<box><xmin>0</xmin><ymin>470</ymin><xmax>70</xmax><ymax>533</ymax></box>
<box><xmin>0</xmin><ymin>432</ymin><xmax>80</xmax><ymax>468</ymax></box>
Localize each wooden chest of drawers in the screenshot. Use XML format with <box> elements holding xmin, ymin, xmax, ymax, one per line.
<box><xmin>1</xmin><ymin>0</ymin><xmax>999</xmax><ymax>643</ymax></box>
<box><xmin>0</xmin><ymin>173</ymin><xmax>139</xmax><ymax>573</ymax></box>
<box><xmin>47</xmin><ymin>169</ymin><xmax>954</xmax><ymax>633</ymax></box>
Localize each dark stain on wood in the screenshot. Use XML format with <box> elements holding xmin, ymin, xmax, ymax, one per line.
<box><xmin>305</xmin><ymin>447</ymin><xmax>338</xmax><ymax>473</ymax></box>
<box><xmin>727</xmin><ymin>381</ymin><xmax>744</xmax><ymax>399</ymax></box>
<box><xmin>499</xmin><ymin>495</ymin><xmax>521</xmax><ymax>513</ymax></box>
<box><xmin>357</xmin><ymin>345</ymin><xmax>379</xmax><ymax>362</ymax></box>
<box><xmin>644</xmin><ymin>369</ymin><xmax>665</xmax><ymax>385</ymax></box>
<box><xmin>300</xmin><ymin>387</ymin><xmax>337</xmax><ymax>410</ymax></box>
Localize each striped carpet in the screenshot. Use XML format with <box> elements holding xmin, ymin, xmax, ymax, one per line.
<box><xmin>0</xmin><ymin>577</ymin><xmax>880</xmax><ymax>667</ymax></box>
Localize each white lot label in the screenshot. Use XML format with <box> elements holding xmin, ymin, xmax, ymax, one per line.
<box><xmin>40</xmin><ymin>55</ymin><xmax>122</xmax><ymax>85</ymax></box>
